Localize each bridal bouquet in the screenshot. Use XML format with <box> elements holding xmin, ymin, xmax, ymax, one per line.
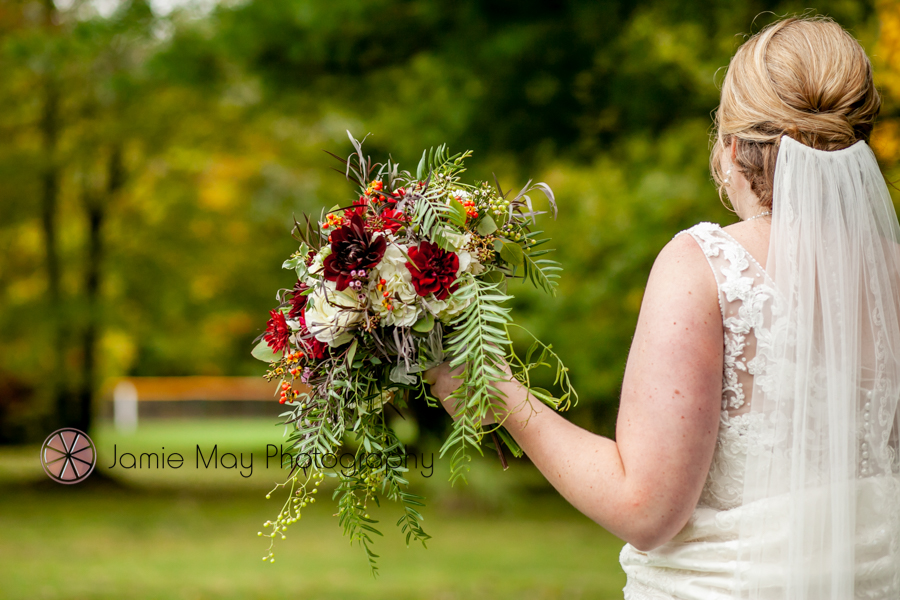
<box><xmin>252</xmin><ymin>132</ymin><xmax>576</xmax><ymax>572</ymax></box>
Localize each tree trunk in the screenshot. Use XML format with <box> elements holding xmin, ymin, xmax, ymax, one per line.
<box><xmin>76</xmin><ymin>146</ymin><xmax>124</xmax><ymax>433</ymax></box>
<box><xmin>39</xmin><ymin>0</ymin><xmax>68</xmax><ymax>429</ymax></box>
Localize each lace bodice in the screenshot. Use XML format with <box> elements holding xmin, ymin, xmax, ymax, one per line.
<box><xmin>618</xmin><ymin>222</ymin><xmax>780</xmax><ymax>599</ymax></box>
<box><xmin>621</xmin><ymin>222</ymin><xmax>900</xmax><ymax>599</ymax></box>
<box><xmin>675</xmin><ymin>222</ymin><xmax>779</xmax><ymax>511</ymax></box>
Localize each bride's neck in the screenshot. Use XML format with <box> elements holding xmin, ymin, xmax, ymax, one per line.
<box><xmin>732</xmin><ymin>190</ymin><xmax>767</xmax><ymax>220</ymax></box>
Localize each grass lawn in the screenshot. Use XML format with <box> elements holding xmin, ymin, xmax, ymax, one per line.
<box><xmin>0</xmin><ymin>419</ymin><xmax>628</xmax><ymax>599</ymax></box>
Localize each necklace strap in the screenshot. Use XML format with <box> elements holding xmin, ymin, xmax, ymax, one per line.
<box><xmin>744</xmin><ymin>210</ymin><xmax>772</xmax><ymax>222</ymax></box>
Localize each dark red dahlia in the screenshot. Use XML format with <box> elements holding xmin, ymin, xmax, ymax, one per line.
<box><xmin>264</xmin><ymin>309</ymin><xmax>291</xmax><ymax>356</ymax></box>
<box><xmin>288</xmin><ymin>280</ymin><xmax>309</xmax><ymax>319</ymax></box>
<box><xmin>406</xmin><ymin>241</ymin><xmax>460</xmax><ymax>300</ymax></box>
<box><xmin>379</xmin><ymin>207</ymin><xmax>408</xmax><ymax>233</ymax></box>
<box><xmin>323</xmin><ymin>213</ymin><xmax>386</xmax><ymax>290</ymax></box>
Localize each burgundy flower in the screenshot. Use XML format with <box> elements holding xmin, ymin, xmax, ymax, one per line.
<box><xmin>406</xmin><ymin>241</ymin><xmax>460</xmax><ymax>300</ymax></box>
<box><xmin>288</xmin><ymin>280</ymin><xmax>309</xmax><ymax>319</ymax></box>
<box><xmin>323</xmin><ymin>213</ymin><xmax>386</xmax><ymax>290</ymax></box>
<box><xmin>297</xmin><ymin>309</ymin><xmax>329</xmax><ymax>360</ymax></box>
<box><xmin>264</xmin><ymin>309</ymin><xmax>291</xmax><ymax>356</ymax></box>
<box><xmin>304</xmin><ymin>249</ymin><xmax>316</xmax><ymax>267</ymax></box>
<box><xmin>379</xmin><ymin>207</ymin><xmax>408</xmax><ymax>233</ymax></box>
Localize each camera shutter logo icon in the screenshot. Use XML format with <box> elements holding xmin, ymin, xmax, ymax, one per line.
<box><xmin>40</xmin><ymin>428</ymin><xmax>97</xmax><ymax>484</ymax></box>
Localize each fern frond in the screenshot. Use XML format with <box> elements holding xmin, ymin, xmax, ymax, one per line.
<box><xmin>438</xmin><ymin>275</ymin><xmax>514</xmax><ymax>484</ymax></box>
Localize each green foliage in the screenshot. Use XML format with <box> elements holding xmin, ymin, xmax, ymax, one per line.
<box><xmin>0</xmin><ymin>0</ymin><xmax>891</xmax><ymax>457</ymax></box>
<box><xmin>439</xmin><ymin>275</ymin><xmax>514</xmax><ymax>484</ymax></box>
<box><xmin>252</xmin><ymin>134</ymin><xmax>575</xmax><ymax>572</ymax></box>
<box><xmin>435</xmin><ymin>273</ymin><xmax>576</xmax><ymax>485</ymax></box>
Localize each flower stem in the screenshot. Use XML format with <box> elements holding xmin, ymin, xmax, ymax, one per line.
<box><xmin>490</xmin><ymin>431</ymin><xmax>508</xmax><ymax>470</ymax></box>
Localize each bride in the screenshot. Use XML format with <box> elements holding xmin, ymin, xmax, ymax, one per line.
<box><xmin>425</xmin><ymin>15</ymin><xmax>900</xmax><ymax>599</ymax></box>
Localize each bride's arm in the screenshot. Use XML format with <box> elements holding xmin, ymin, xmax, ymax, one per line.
<box><xmin>426</xmin><ymin>233</ymin><xmax>723</xmax><ymax>552</ymax></box>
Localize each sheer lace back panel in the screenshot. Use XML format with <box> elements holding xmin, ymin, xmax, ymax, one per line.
<box><xmin>674</xmin><ymin>222</ymin><xmax>779</xmax><ymax>511</ymax></box>
<box><xmin>621</xmin><ymin>221</ymin><xmax>900</xmax><ymax>600</ymax></box>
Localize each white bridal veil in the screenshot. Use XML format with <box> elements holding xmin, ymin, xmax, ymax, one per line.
<box><xmin>736</xmin><ymin>135</ymin><xmax>900</xmax><ymax>598</ymax></box>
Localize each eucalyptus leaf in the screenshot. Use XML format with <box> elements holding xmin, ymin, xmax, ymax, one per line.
<box><xmin>412</xmin><ymin>313</ymin><xmax>435</xmax><ymax>333</ymax></box>
<box><xmin>499</xmin><ymin>241</ymin><xmax>525</xmax><ymax>266</ymax></box>
<box><xmin>282</xmin><ymin>256</ymin><xmax>301</xmax><ymax>271</ymax></box>
<box><xmin>476</xmin><ymin>215</ymin><xmax>497</xmax><ymax>236</ymax></box>
<box><xmin>251</xmin><ymin>339</ymin><xmax>280</xmax><ymax>363</ymax></box>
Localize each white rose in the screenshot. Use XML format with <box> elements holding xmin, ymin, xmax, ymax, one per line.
<box><xmin>369</xmin><ymin>244</ymin><xmax>422</xmax><ymax>327</ymax></box>
<box><xmin>457</xmin><ymin>250</ymin><xmax>485</xmax><ymax>276</ymax></box>
<box><xmin>378</xmin><ymin>242</ymin><xmax>411</xmax><ymax>274</ymax></box>
<box><xmin>305</xmin><ymin>281</ymin><xmax>363</xmax><ymax>347</ymax></box>
<box><xmin>382</xmin><ymin>300</ymin><xmax>421</xmax><ymax>327</ymax></box>
<box><xmin>426</xmin><ymin>293</ymin><xmax>473</xmax><ymax>323</ymax></box>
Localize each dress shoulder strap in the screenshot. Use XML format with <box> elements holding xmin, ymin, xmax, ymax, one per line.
<box><xmin>672</xmin><ymin>222</ymin><xmax>739</xmax><ymax>319</ymax></box>
<box><xmin>674</xmin><ymin>221</ymin><xmax>778</xmax><ymax>414</ymax></box>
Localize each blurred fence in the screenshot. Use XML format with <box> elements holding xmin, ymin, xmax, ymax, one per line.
<box><xmin>103</xmin><ymin>377</ymin><xmax>294</xmax><ymax>431</ymax></box>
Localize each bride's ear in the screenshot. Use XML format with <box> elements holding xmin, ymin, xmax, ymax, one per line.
<box><xmin>730</xmin><ymin>138</ymin><xmax>737</xmax><ymax>163</ymax></box>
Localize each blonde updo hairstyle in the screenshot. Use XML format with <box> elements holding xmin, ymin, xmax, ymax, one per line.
<box><xmin>711</xmin><ymin>15</ymin><xmax>881</xmax><ymax>210</ymax></box>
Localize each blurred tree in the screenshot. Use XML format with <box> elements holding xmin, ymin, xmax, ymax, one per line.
<box><xmin>205</xmin><ymin>0</ymin><xmax>874</xmax><ymax>165</ymax></box>
<box><xmin>0</xmin><ymin>0</ymin><xmax>892</xmax><ymax>444</ymax></box>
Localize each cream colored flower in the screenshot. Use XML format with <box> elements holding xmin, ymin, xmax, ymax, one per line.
<box><xmin>427</xmin><ymin>293</ymin><xmax>473</xmax><ymax>323</ymax></box>
<box><xmin>457</xmin><ymin>249</ymin><xmax>485</xmax><ymax>276</ymax></box>
<box><xmin>369</xmin><ymin>243</ymin><xmax>422</xmax><ymax>327</ymax></box>
<box><xmin>305</xmin><ymin>280</ymin><xmax>363</xmax><ymax>347</ymax></box>
<box><xmin>444</xmin><ymin>231</ymin><xmax>470</xmax><ymax>252</ymax></box>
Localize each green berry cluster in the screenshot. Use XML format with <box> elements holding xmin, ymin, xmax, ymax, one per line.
<box><xmin>499</xmin><ymin>222</ymin><xmax>523</xmax><ymax>240</ymax></box>
<box><xmin>259</xmin><ymin>471</ymin><xmax>325</xmax><ymax>563</ymax></box>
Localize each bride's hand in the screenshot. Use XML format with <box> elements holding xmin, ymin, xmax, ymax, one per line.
<box><xmin>423</xmin><ymin>359</ymin><xmax>516</xmax><ymax>427</ymax></box>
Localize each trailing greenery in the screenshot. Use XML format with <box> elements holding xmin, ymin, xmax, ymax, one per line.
<box><xmin>249</xmin><ymin>134</ymin><xmax>579</xmax><ymax>574</ymax></box>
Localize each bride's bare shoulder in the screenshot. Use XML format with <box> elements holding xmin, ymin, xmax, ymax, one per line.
<box><xmin>647</xmin><ymin>225</ymin><xmax>719</xmax><ymax>295</ymax></box>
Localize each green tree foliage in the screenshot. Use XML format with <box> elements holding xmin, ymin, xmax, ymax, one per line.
<box><xmin>0</xmin><ymin>0</ymin><xmax>890</xmax><ymax>443</ymax></box>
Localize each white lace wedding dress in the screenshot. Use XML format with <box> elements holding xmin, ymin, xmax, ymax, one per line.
<box><xmin>618</xmin><ymin>222</ymin><xmax>900</xmax><ymax>599</ymax></box>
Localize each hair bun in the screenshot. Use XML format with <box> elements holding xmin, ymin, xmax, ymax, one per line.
<box><xmin>778</xmin><ymin>110</ymin><xmax>857</xmax><ymax>151</ymax></box>
<box><xmin>710</xmin><ymin>16</ymin><xmax>881</xmax><ymax>208</ymax></box>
